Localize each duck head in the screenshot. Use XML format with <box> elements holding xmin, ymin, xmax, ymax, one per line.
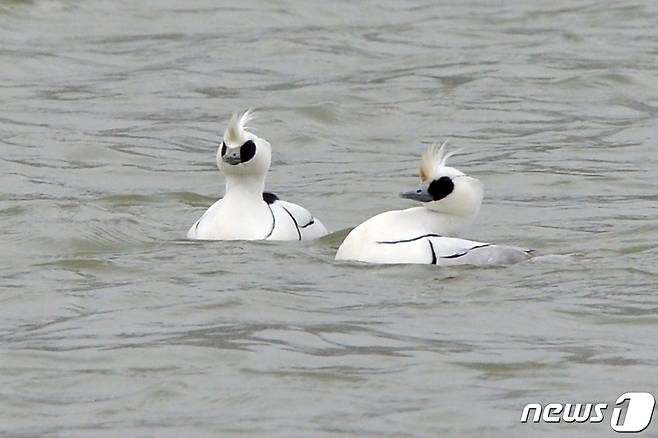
<box><xmin>400</xmin><ymin>140</ymin><xmax>483</xmax><ymax>219</ymax></box>
<box><xmin>217</xmin><ymin>109</ymin><xmax>272</xmax><ymax>178</ymax></box>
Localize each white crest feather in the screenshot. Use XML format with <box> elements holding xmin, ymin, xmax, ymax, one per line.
<box><xmin>224</xmin><ymin>109</ymin><xmax>255</xmax><ymax>145</ymax></box>
<box><xmin>419</xmin><ymin>140</ymin><xmax>459</xmax><ymax>182</ymax></box>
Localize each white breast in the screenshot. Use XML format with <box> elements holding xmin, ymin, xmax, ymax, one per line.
<box><xmin>187</xmin><ymin>197</ymin><xmax>273</xmax><ymax>240</ymax></box>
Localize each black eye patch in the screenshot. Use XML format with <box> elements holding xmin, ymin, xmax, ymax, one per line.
<box><xmin>220</xmin><ymin>142</ymin><xmax>227</xmax><ymax>156</ymax></box>
<box><xmin>240</xmin><ymin>140</ymin><xmax>256</xmax><ymax>163</ymax></box>
<box><xmin>428</xmin><ymin>176</ymin><xmax>454</xmax><ymax>201</ymax></box>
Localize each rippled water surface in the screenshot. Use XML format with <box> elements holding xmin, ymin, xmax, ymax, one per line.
<box><xmin>2</xmin><ymin>1</ymin><xmax>658</xmax><ymax>436</ymax></box>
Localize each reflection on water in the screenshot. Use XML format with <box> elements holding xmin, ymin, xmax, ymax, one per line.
<box><xmin>1</xmin><ymin>0</ymin><xmax>658</xmax><ymax>436</ymax></box>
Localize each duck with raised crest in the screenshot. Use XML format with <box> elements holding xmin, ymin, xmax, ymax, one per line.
<box><xmin>187</xmin><ymin>110</ymin><xmax>328</xmax><ymax>241</ymax></box>
<box><xmin>335</xmin><ymin>141</ymin><xmax>535</xmax><ymax>265</ymax></box>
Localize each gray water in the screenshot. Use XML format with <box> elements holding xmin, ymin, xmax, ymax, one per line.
<box><xmin>1</xmin><ymin>1</ymin><xmax>658</xmax><ymax>436</ymax></box>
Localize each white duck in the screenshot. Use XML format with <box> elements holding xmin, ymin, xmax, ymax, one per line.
<box><xmin>187</xmin><ymin>110</ymin><xmax>328</xmax><ymax>241</ymax></box>
<box><xmin>335</xmin><ymin>141</ymin><xmax>535</xmax><ymax>265</ymax></box>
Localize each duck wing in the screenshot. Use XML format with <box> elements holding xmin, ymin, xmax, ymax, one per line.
<box><xmin>263</xmin><ymin>192</ymin><xmax>328</xmax><ymax>241</ymax></box>
<box><xmin>425</xmin><ymin>235</ymin><xmax>535</xmax><ymax>265</ymax></box>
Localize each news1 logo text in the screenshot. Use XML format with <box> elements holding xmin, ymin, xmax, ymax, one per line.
<box><xmin>521</xmin><ymin>392</ymin><xmax>655</xmax><ymax>433</ymax></box>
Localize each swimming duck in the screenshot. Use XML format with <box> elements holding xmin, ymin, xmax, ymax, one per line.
<box><xmin>187</xmin><ymin>110</ymin><xmax>328</xmax><ymax>241</ymax></box>
<box><xmin>335</xmin><ymin>141</ymin><xmax>535</xmax><ymax>265</ymax></box>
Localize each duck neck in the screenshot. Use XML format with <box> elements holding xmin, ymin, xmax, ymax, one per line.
<box><xmin>407</xmin><ymin>206</ymin><xmax>476</xmax><ymax>236</ymax></box>
<box><xmin>224</xmin><ymin>173</ymin><xmax>266</xmax><ymax>201</ymax></box>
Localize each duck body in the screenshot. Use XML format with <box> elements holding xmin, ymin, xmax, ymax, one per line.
<box><xmin>335</xmin><ymin>207</ymin><xmax>533</xmax><ymax>265</ymax></box>
<box><xmin>188</xmin><ymin>191</ymin><xmax>327</xmax><ymax>241</ymax></box>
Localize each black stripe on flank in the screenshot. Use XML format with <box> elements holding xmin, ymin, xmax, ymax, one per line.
<box><xmin>264</xmin><ymin>204</ymin><xmax>276</xmax><ymax>239</ymax></box>
<box><xmin>376</xmin><ymin>233</ymin><xmax>443</xmax><ymax>244</ymax></box>
<box><xmin>280</xmin><ymin>205</ymin><xmax>302</xmax><ymax>240</ymax></box>
<box><xmin>299</xmin><ymin>218</ymin><xmax>315</xmax><ymax>228</ymax></box>
<box><xmin>194</xmin><ymin>220</ymin><xmax>200</xmax><ymax>232</ymax></box>
<box><xmin>440</xmin><ymin>244</ymin><xmax>492</xmax><ymax>259</ymax></box>
<box><xmin>428</xmin><ymin>240</ymin><xmax>437</xmax><ymax>264</ymax></box>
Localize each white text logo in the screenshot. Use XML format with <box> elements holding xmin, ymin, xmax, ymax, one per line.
<box><xmin>520</xmin><ymin>392</ymin><xmax>655</xmax><ymax>433</ymax></box>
